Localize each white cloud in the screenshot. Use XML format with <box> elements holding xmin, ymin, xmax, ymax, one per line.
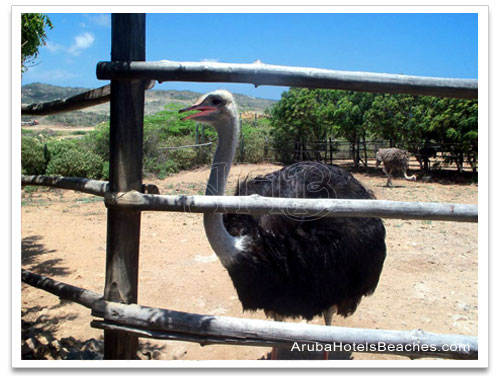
<box><xmin>68</xmin><ymin>32</ymin><xmax>95</xmax><ymax>56</ymax></box>
<box><xmin>42</xmin><ymin>32</ymin><xmax>95</xmax><ymax>57</ymax></box>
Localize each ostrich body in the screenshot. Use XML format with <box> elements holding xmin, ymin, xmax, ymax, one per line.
<box><xmin>375</xmin><ymin>148</ymin><xmax>417</xmax><ymax>187</ymax></box>
<box><xmin>414</xmin><ymin>144</ymin><xmax>439</xmax><ymax>171</ymax></box>
<box><xmin>179</xmin><ymin>91</ymin><xmax>386</xmax><ymax>359</ymax></box>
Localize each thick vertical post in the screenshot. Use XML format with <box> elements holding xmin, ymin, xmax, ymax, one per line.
<box><xmin>104</xmin><ymin>13</ymin><xmax>146</xmax><ymax>360</ymax></box>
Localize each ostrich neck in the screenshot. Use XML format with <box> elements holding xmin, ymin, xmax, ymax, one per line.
<box><xmin>206</xmin><ymin>120</ymin><xmax>238</xmax><ymax>196</ymax></box>
<box><xmin>203</xmin><ymin>116</ymin><xmax>242</xmax><ymax>267</ymax></box>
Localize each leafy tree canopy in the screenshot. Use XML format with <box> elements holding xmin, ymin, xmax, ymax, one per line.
<box><xmin>21</xmin><ymin>13</ymin><xmax>53</xmax><ymax>73</ymax></box>
<box><xmin>269</xmin><ymin>87</ymin><xmax>477</xmax><ymax>170</ymax></box>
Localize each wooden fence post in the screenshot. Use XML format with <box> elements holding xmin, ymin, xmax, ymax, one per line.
<box><xmin>329</xmin><ymin>137</ymin><xmax>333</xmax><ymax>164</ymax></box>
<box><xmin>104</xmin><ymin>13</ymin><xmax>146</xmax><ymax>360</ymax></box>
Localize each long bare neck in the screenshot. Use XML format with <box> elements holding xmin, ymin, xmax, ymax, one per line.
<box><xmin>206</xmin><ymin>120</ymin><xmax>238</xmax><ymax>196</ymax></box>
<box><xmin>203</xmin><ymin>114</ymin><xmax>242</xmax><ymax>267</ymax></box>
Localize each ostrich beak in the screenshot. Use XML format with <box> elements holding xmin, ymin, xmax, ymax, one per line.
<box><xmin>179</xmin><ymin>103</ymin><xmax>216</xmax><ymax>121</ymax></box>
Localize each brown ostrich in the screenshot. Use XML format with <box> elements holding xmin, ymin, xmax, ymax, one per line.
<box><xmin>376</xmin><ymin>148</ymin><xmax>417</xmax><ymax>187</ymax></box>
<box><xmin>178</xmin><ymin>90</ymin><xmax>387</xmax><ymax>360</ymax></box>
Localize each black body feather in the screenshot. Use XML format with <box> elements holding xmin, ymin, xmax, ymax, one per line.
<box><xmin>222</xmin><ymin>162</ymin><xmax>386</xmax><ymax>320</ymax></box>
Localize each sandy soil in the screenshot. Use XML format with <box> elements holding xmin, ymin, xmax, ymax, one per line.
<box><xmin>27</xmin><ymin>124</ymin><xmax>94</xmax><ymax>131</ymax></box>
<box><xmin>20</xmin><ymin>163</ymin><xmax>478</xmax><ymax>361</ymax></box>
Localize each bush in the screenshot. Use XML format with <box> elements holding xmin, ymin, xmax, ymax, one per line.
<box><xmin>45</xmin><ymin>139</ymin><xmax>104</xmax><ymax>179</ymax></box>
<box><xmin>153</xmin><ymin>135</ymin><xmax>212</xmax><ymax>176</ymax></box>
<box><xmin>101</xmin><ymin>161</ymin><xmax>110</xmax><ymax>180</ymax></box>
<box><xmin>43</xmin><ymin>105</ymin><xmax>276</xmax><ymax>180</ymax></box>
<box><xmin>83</xmin><ymin>122</ymin><xmax>110</xmax><ymax>161</ymax></box>
<box><xmin>236</xmin><ymin>129</ymin><xmax>269</xmax><ymax>164</ymax></box>
<box><xmin>21</xmin><ymin>109</ymin><xmax>273</xmax><ymax>181</ymax></box>
<box><xmin>143</xmin><ymin>103</ymin><xmax>216</xmax><ymax>140</ymax></box>
<box><xmin>168</xmin><ymin>146</ymin><xmax>200</xmax><ymax>171</ymax></box>
<box><xmin>234</xmin><ymin>121</ymin><xmax>271</xmax><ymax>164</ymax></box>
<box><xmin>144</xmin><ymin>157</ymin><xmax>178</xmax><ymax>179</ymax></box>
<box><xmin>21</xmin><ymin>136</ymin><xmax>47</xmax><ymax>175</ymax></box>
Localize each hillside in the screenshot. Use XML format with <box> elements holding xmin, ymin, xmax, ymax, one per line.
<box><xmin>21</xmin><ymin>83</ymin><xmax>277</xmax><ymax>126</ymax></box>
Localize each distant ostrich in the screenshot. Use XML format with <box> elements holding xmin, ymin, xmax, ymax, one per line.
<box><xmin>179</xmin><ymin>91</ymin><xmax>387</xmax><ymax>360</ymax></box>
<box><xmin>414</xmin><ymin>144</ymin><xmax>439</xmax><ymax>171</ymax></box>
<box><xmin>376</xmin><ymin>148</ymin><xmax>417</xmax><ymax>187</ymax></box>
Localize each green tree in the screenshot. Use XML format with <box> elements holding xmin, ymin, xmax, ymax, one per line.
<box><xmin>269</xmin><ymin>88</ymin><xmax>339</xmax><ymax>163</ymax></box>
<box><xmin>365</xmin><ymin>94</ymin><xmax>438</xmax><ymax>161</ymax></box>
<box><xmin>21</xmin><ymin>13</ymin><xmax>53</xmax><ymax>73</ymax></box>
<box><xmin>366</xmin><ymin>94</ymin><xmax>405</xmax><ymax>146</ymax></box>
<box><xmin>332</xmin><ymin>92</ymin><xmax>375</xmax><ymax>167</ymax></box>
<box><xmin>430</xmin><ymin>98</ymin><xmax>478</xmax><ymax>172</ymax></box>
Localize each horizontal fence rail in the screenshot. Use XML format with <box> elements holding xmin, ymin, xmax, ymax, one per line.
<box><xmin>21</xmin><ymin>175</ymin><xmax>109</xmax><ymax>197</ymax></box>
<box><xmin>21</xmin><ymin>269</ymin><xmax>477</xmax><ymax>360</ymax></box>
<box><xmin>21</xmin><ymin>84</ymin><xmax>112</xmax><ymax>116</ymax></box>
<box><xmin>104</xmin><ymin>191</ymin><xmax>478</xmax><ymax>223</ymax></box>
<box><xmin>96</xmin><ymin>60</ymin><xmax>478</xmax><ymax>99</ymax></box>
<box><xmin>21</xmin><ymin>175</ymin><xmax>160</xmax><ymax>196</ymax></box>
<box><xmin>91</xmin><ymin>303</ymin><xmax>478</xmax><ymax>360</ymax></box>
<box><xmin>20</xmin><ymin>175</ymin><xmax>478</xmax><ymax>222</ymax></box>
<box><xmin>20</xmin><ymin>81</ymin><xmax>155</xmax><ymax>116</ymax></box>
<box><xmin>22</xmin><ymin>269</ymin><xmax>101</xmax><ymax>309</ymax></box>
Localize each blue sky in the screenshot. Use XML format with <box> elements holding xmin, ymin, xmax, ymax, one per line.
<box><xmin>21</xmin><ymin>12</ymin><xmax>478</xmax><ymax>100</ymax></box>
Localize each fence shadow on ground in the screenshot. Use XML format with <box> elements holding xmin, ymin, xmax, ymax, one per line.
<box><xmin>22</xmin><ymin>306</ymin><xmax>79</xmax><ymax>337</ymax></box>
<box><xmin>22</xmin><ymin>315</ymin><xmax>102</xmax><ymax>360</ymax></box>
<box><xmin>22</xmin><ymin>308</ymin><xmax>168</xmax><ymax>360</ymax></box>
<box><xmin>21</xmin><ymin>235</ymin><xmax>70</xmax><ymax>277</ymax></box>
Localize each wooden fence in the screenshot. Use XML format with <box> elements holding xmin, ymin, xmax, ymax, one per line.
<box><xmin>20</xmin><ymin>13</ymin><xmax>479</xmax><ymax>361</ymax></box>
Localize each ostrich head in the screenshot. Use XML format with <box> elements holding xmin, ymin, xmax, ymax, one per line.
<box><xmin>179</xmin><ymin>90</ymin><xmax>238</xmax><ymax>129</ymax></box>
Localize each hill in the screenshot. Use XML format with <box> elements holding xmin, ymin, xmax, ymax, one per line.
<box><xmin>21</xmin><ymin>83</ymin><xmax>277</xmax><ymax>126</ymax></box>
<box><xmin>21</xmin><ymin>83</ymin><xmax>90</xmax><ymax>104</ymax></box>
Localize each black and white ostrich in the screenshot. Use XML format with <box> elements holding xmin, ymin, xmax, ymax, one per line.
<box><xmin>179</xmin><ymin>90</ymin><xmax>387</xmax><ymax>360</ymax></box>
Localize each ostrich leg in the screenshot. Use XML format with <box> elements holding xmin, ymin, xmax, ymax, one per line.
<box><xmin>271</xmin><ymin>310</ymin><xmax>335</xmax><ymax>360</ymax></box>
<box><xmin>322</xmin><ymin>307</ymin><xmax>336</xmax><ymax>360</ymax></box>
<box><xmin>382</xmin><ymin>167</ymin><xmax>393</xmax><ymax>187</ymax></box>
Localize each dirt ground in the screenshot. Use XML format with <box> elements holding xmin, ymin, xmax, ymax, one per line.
<box><xmin>20</xmin><ymin>163</ymin><xmax>478</xmax><ymax>361</ymax></box>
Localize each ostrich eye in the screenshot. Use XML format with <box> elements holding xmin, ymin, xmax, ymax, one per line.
<box><xmin>211</xmin><ymin>98</ymin><xmax>223</xmax><ymax>106</ymax></box>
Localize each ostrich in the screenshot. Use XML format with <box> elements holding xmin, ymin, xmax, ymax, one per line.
<box><xmin>375</xmin><ymin>148</ymin><xmax>417</xmax><ymax>187</ymax></box>
<box><xmin>414</xmin><ymin>144</ymin><xmax>439</xmax><ymax>171</ymax></box>
<box><xmin>179</xmin><ymin>90</ymin><xmax>386</xmax><ymax>360</ymax></box>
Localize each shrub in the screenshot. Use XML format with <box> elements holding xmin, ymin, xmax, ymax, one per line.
<box><xmin>21</xmin><ymin>136</ymin><xmax>47</xmax><ymax>174</ymax></box>
<box><xmin>45</xmin><ymin>139</ymin><xmax>104</xmax><ymax>179</ymax></box>
<box><xmin>144</xmin><ymin>156</ymin><xmax>178</xmax><ymax>179</ymax></box>
<box><xmin>167</xmin><ymin>147</ymin><xmax>199</xmax><ymax>171</ymax></box>
<box><xmin>236</xmin><ymin>129</ymin><xmax>270</xmax><ymax>164</ymax></box>
<box><xmin>161</xmin><ymin>135</ymin><xmax>211</xmax><ymax>172</ymax></box>
<box><xmin>101</xmin><ymin>161</ymin><xmax>109</xmax><ymax>180</ymax></box>
<box><xmin>83</xmin><ymin>122</ymin><xmax>110</xmax><ymax>161</ymax></box>
<box><xmin>234</xmin><ymin>122</ymin><xmax>271</xmax><ymax>164</ymax></box>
